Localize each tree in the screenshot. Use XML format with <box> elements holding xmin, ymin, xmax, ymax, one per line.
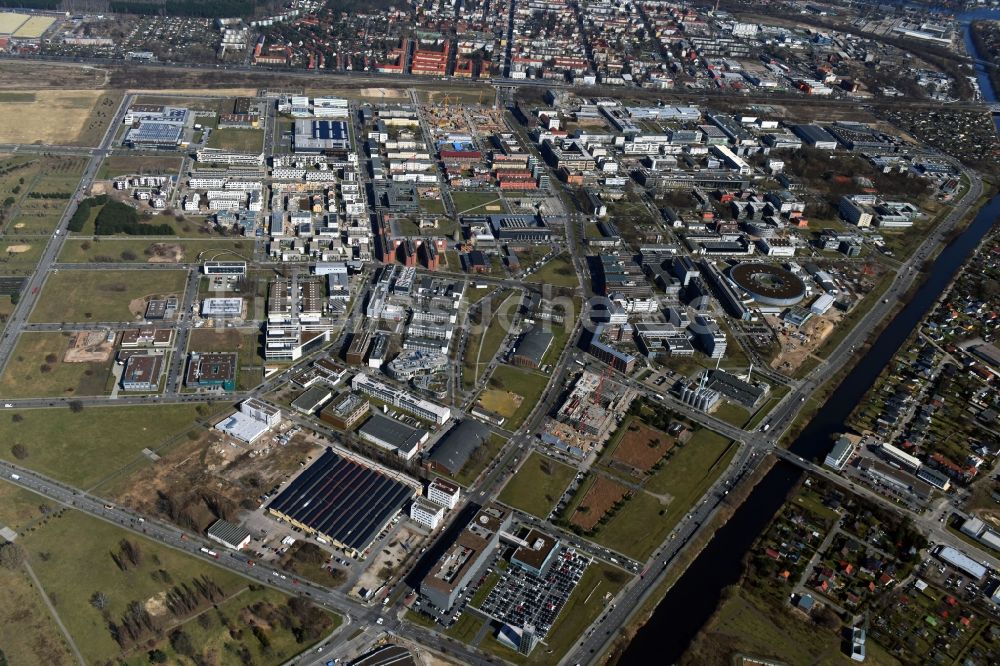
<box><xmin>169</xmin><ymin>629</ymin><xmax>194</xmax><ymax>657</ymax></box>
<box><xmin>0</xmin><ymin>542</ymin><xmax>26</xmax><ymax>569</ymax></box>
<box><xmin>147</xmin><ymin>649</ymin><xmax>168</xmax><ymax>664</ymax></box>
<box><xmin>90</xmin><ymin>591</ymin><xmax>109</xmax><ymax>611</ymax></box>
<box><xmin>68</xmin><ymin>400</ymin><xmax>84</xmax><ymax>413</ymax></box>
<box><xmin>10</xmin><ymin>443</ymin><xmax>27</xmax><ymax>460</ymax></box>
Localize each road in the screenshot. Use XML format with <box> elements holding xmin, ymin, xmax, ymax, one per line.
<box><xmin>561</xmin><ymin>165</ymin><xmax>987</xmax><ymax>666</ymax></box>
<box><xmin>0</xmin><ymin>460</ymin><xmax>502</xmax><ymax>666</ymax></box>
<box><xmin>0</xmin><ymin>92</ymin><xmax>134</xmax><ymax>379</ymax></box>
<box><xmin>0</xmin><ymin>61</ymin><xmax>988</xmax><ymax>666</ymax></box>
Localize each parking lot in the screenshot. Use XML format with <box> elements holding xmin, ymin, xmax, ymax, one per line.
<box><xmin>479</xmin><ymin>547</ymin><xmax>590</xmax><ymax>636</ymax></box>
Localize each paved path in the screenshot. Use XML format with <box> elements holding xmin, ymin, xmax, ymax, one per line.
<box><xmin>22</xmin><ymin>559</ymin><xmax>86</xmax><ymax>666</ymax></box>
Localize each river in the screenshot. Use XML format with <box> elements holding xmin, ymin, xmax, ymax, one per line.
<box><xmin>619</xmin><ymin>10</ymin><xmax>1000</xmax><ymax>663</ymax></box>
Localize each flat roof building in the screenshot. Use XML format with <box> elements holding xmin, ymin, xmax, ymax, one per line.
<box><xmin>358</xmin><ymin>413</ymin><xmax>429</xmax><ymax>461</ymax></box>
<box><xmin>428</xmin><ymin>477</ymin><xmax>461</xmax><ymax>510</ymax></box>
<box><xmin>426</xmin><ymin>419</ymin><xmax>492</xmax><ymax>477</ymax></box>
<box><xmin>207</xmin><ymin>519</ymin><xmax>252</xmax><ymax>550</ymax></box>
<box><xmin>186</xmin><ymin>351</ymin><xmax>237</xmax><ymax>391</ymax></box>
<box><xmin>410</xmin><ymin>498</ymin><xmax>446</xmax><ymax>530</ymax></box>
<box><xmin>351</xmin><ymin>373</ymin><xmax>452</xmax><ymax>425</ymax></box>
<box><xmin>267</xmin><ymin>448</ymin><xmax>416</xmax><ymax>557</ymax></box>
<box><xmin>201</xmin><ymin>298</ymin><xmax>244</xmax><ymax>318</ymax></box>
<box><xmin>421</xmin><ymin>504</ymin><xmax>511</xmax><ymax>609</ymax></box>
<box><xmin>120</xmin><ymin>354</ymin><xmax>164</xmax><ymax>391</ymax></box>
<box><xmin>319</xmin><ymin>392</ymin><xmax>370</xmax><ymax>430</ymax></box>
<box><xmin>824</xmin><ymin>435</ymin><xmax>858</xmax><ymax>471</ymax></box>
<box><xmin>511</xmin><ymin>529</ymin><xmax>560</xmax><ymax>577</ymax></box>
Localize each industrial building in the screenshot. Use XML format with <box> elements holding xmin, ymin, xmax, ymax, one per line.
<box><xmin>426</xmin><ymin>419</ymin><xmax>493</xmax><ymax>476</ymax></box>
<box><xmin>510</xmin><ymin>327</ymin><xmax>554</xmax><ymax>369</ymax></box>
<box><xmin>420</xmin><ymin>504</ymin><xmax>511</xmax><ymax>609</ymax></box>
<box><xmin>357</xmin><ymin>413</ymin><xmax>429</xmax><ymax>461</ymax></box>
<box><xmin>185</xmin><ymin>351</ymin><xmax>238</xmax><ymax>391</ymax></box>
<box><xmin>291</xmin><ymin>385</ymin><xmax>332</xmax><ymax>414</ymax></box>
<box><xmin>294</xmin><ymin>119</ymin><xmax>351</xmax><ymax>153</ymax></box>
<box><xmin>267</xmin><ymin>448</ymin><xmax>416</xmax><ymax>557</ymax></box>
<box><xmin>206</xmin><ymin>519</ymin><xmax>252</xmax><ymax>550</ymax></box>
<box><xmin>703</xmin><ymin>369</ymin><xmax>768</xmax><ymax>409</ymax></box>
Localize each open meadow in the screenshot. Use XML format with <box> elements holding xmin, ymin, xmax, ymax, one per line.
<box><xmin>29</xmin><ymin>269</ymin><xmax>189</xmax><ymax>323</ymax></box>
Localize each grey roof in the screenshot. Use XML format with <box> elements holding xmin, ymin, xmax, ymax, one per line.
<box><xmin>427</xmin><ymin>420</ymin><xmax>492</xmax><ymax>475</ymax></box>
<box><xmin>291</xmin><ymin>385</ymin><xmax>332</xmax><ymax>413</ymax></box>
<box><xmin>513</xmin><ymin>327</ymin><xmax>554</xmax><ymax>367</ymax></box>
<box><xmin>705</xmin><ymin>369</ymin><xmax>765</xmax><ymax>408</ymax></box>
<box><xmin>267</xmin><ymin>448</ymin><xmax>414</xmax><ymax>552</ymax></box>
<box><xmin>207</xmin><ymin>519</ymin><xmax>251</xmax><ymax>548</ymax></box>
<box><xmin>359</xmin><ymin>413</ymin><xmax>427</xmax><ymax>456</ymax></box>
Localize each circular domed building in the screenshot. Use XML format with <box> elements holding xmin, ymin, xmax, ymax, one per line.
<box><xmin>729</xmin><ymin>263</ymin><xmax>806</xmax><ymax>307</ymax></box>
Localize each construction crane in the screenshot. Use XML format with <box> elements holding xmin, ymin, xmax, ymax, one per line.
<box><xmin>593</xmin><ymin>365</ymin><xmax>613</xmax><ymax>406</ymax></box>
<box><xmin>441</xmin><ymin>93</ymin><xmax>455</xmax><ymax>115</ymax></box>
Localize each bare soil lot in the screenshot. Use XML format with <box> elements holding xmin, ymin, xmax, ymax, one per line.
<box><xmin>610</xmin><ymin>420</ymin><xmax>677</xmax><ymax>473</ymax></box>
<box><xmin>569</xmin><ymin>475</ymin><xmax>630</xmax><ymax>532</ymax></box>
<box><xmin>109</xmin><ymin>428</ymin><xmax>321</xmax><ymax>533</ymax></box>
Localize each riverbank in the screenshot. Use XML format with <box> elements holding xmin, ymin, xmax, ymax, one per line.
<box><xmin>617</xmin><ymin>180</ymin><xmax>1000</xmax><ymax>663</ymax></box>
<box><xmin>600</xmin><ymin>453</ymin><xmax>778</xmax><ymax>666</ymax></box>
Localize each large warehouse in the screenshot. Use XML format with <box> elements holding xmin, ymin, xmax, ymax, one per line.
<box><xmin>728</xmin><ymin>262</ymin><xmax>807</xmax><ymax>307</ymax></box>
<box><xmin>267</xmin><ymin>449</ymin><xmax>415</xmax><ymax>556</ymax></box>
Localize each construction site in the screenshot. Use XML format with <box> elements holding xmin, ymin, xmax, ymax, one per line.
<box><xmin>541</xmin><ymin>368</ymin><xmax>638</xmax><ymax>459</ymax></box>
<box><xmin>63</xmin><ymin>330</ymin><xmax>116</xmax><ymax>363</ymax></box>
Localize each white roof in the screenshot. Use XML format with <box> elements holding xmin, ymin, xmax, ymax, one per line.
<box><xmin>215</xmin><ymin>411</ymin><xmax>270</xmax><ymax>443</ymax></box>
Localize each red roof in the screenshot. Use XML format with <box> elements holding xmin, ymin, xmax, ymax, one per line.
<box><xmin>440</xmin><ymin>150</ymin><xmax>482</xmax><ymax>160</ymax></box>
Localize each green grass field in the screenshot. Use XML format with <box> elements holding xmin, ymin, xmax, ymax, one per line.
<box><xmin>590</xmin><ymin>432</ymin><xmax>737</xmax><ymax>559</ymax></box>
<box><xmin>121</xmin><ymin>585</ymin><xmax>341</xmax><ymax>666</ymax></box>
<box><xmin>206</xmin><ymin>127</ymin><xmax>264</xmax><ymax>153</ymax></box>
<box><xmin>97</xmin><ymin>155</ymin><xmax>183</xmax><ymax>180</ymax></box>
<box><xmin>0</xmin><ymin>237</ymin><xmax>46</xmax><ymax>274</ymax></box>
<box><xmin>463</xmin><ymin>290</ymin><xmax>516</xmax><ymax>389</ymax></box>
<box><xmin>419</xmin><ymin>197</ymin><xmax>446</xmax><ymax>214</ymax></box>
<box><xmin>59</xmin><ymin>238</ymin><xmax>253</xmax><ymax>264</ymax></box>
<box><xmin>498</xmin><ymin>452</ymin><xmax>575</xmax><ymax>518</ymax></box>
<box><xmin>445</xmin><ymin>613</ymin><xmax>485</xmax><ymax>643</ymax></box>
<box><xmin>30</xmin><ymin>269</ymin><xmax>189</xmax><ymax>322</ymax></box>
<box><xmin>0</xmin><ymin>404</ymin><xmax>208</xmax><ymax>488</ymax></box>
<box><xmin>0</xmin><ymin>566</ymin><xmax>78</xmax><ymax>666</ymax></box>
<box><xmin>644</xmin><ymin>430</ymin><xmax>735</xmax><ymax>496</ymax></box>
<box><xmin>451</xmin><ymin>191</ymin><xmax>503</xmax><ymax>214</ymax></box>
<box><xmin>0</xmin><ymin>332</ymin><xmax>113</xmax><ymax>398</ymax></box>
<box><xmin>684</xmin><ymin>588</ymin><xmax>898</xmax><ymax>665</ymax></box>
<box><xmin>483</xmin><ymin>365</ymin><xmax>549</xmax><ymax>429</ymax></box>
<box><xmin>21</xmin><ymin>509</ymin><xmax>245</xmax><ymax>664</ymax></box>
<box><xmin>523</xmin><ymin>253</ymin><xmax>580</xmax><ymax>288</ymax></box>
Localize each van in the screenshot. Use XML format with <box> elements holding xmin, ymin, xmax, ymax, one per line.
<box><xmin>9</xmin><ymin>473</ymin><xmax>20</xmax><ymax>481</ymax></box>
